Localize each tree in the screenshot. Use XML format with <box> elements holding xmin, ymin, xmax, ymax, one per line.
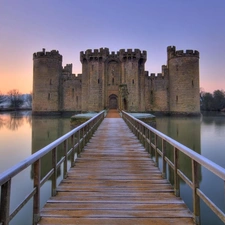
<box><xmin>0</xmin><ymin>91</ymin><xmax>7</xmax><ymax>105</ymax></box>
<box><xmin>7</xmin><ymin>89</ymin><xmax>24</xmax><ymax>109</ymax></box>
<box><xmin>201</xmin><ymin>92</ymin><xmax>214</xmax><ymax>111</ymax></box>
<box><xmin>212</xmin><ymin>90</ymin><xmax>225</xmax><ymax>111</ymax></box>
<box><xmin>24</xmin><ymin>92</ymin><xmax>32</xmax><ymax>108</ymax></box>
<box><xmin>201</xmin><ymin>89</ymin><xmax>225</xmax><ymax>111</ymax></box>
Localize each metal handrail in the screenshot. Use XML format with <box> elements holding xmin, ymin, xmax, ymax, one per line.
<box><xmin>0</xmin><ymin>110</ymin><xmax>105</xmax><ymax>225</ymax></box>
<box><xmin>122</xmin><ymin>110</ymin><xmax>225</xmax><ymax>225</ymax></box>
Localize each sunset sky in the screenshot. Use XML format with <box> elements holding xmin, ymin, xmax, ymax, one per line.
<box><xmin>0</xmin><ymin>0</ymin><xmax>225</xmax><ymax>94</ymax></box>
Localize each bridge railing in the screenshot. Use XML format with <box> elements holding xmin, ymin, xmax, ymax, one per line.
<box><xmin>0</xmin><ymin>111</ymin><xmax>105</xmax><ymax>225</ymax></box>
<box><xmin>122</xmin><ymin>111</ymin><xmax>225</xmax><ymax>225</ymax></box>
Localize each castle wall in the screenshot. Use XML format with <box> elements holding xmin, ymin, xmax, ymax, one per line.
<box><xmin>61</xmin><ymin>74</ymin><xmax>82</xmax><ymax>111</ymax></box>
<box><xmin>146</xmin><ymin>73</ymin><xmax>169</xmax><ymax>112</ymax></box>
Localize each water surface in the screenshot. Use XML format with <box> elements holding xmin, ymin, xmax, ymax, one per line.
<box><xmin>0</xmin><ymin>111</ymin><xmax>224</xmax><ymax>225</ymax></box>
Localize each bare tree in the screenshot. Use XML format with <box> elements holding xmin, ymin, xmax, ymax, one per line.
<box><xmin>7</xmin><ymin>89</ymin><xmax>24</xmax><ymax>110</ymax></box>
<box><xmin>0</xmin><ymin>91</ymin><xmax>7</xmax><ymax>105</ymax></box>
<box><xmin>24</xmin><ymin>92</ymin><xmax>32</xmax><ymax>108</ymax></box>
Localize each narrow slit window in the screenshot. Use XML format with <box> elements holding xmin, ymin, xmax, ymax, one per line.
<box><xmin>49</xmin><ymin>79</ymin><xmax>52</xmax><ymax>85</ymax></box>
<box><xmin>72</xmin><ymin>88</ymin><xmax>75</xmax><ymax>98</ymax></box>
<box><xmin>192</xmin><ymin>80</ymin><xmax>194</xmax><ymax>87</ymax></box>
<box><xmin>48</xmin><ymin>93</ymin><xmax>51</xmax><ymax>100</ymax></box>
<box><xmin>112</xmin><ymin>78</ymin><xmax>114</xmax><ymax>85</ymax></box>
<box><xmin>176</xmin><ymin>95</ymin><xmax>178</xmax><ymax>103</ymax></box>
<box><xmin>150</xmin><ymin>91</ymin><xmax>153</xmax><ymax>103</ymax></box>
<box><xmin>132</xmin><ymin>79</ymin><xmax>134</xmax><ymax>84</ymax></box>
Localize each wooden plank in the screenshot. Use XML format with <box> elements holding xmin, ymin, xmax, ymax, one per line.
<box><xmin>38</xmin><ymin>218</ymin><xmax>194</xmax><ymax>225</ymax></box>
<box><xmin>38</xmin><ymin>110</ymin><xmax>194</xmax><ymax>225</ymax></box>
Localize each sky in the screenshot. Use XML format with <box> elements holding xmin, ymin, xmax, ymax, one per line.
<box><xmin>0</xmin><ymin>0</ymin><xmax>225</xmax><ymax>94</ymax></box>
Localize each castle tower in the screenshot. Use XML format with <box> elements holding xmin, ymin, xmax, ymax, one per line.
<box><xmin>167</xmin><ymin>46</ymin><xmax>200</xmax><ymax>115</ymax></box>
<box><xmin>118</xmin><ymin>49</ymin><xmax>147</xmax><ymax>111</ymax></box>
<box><xmin>80</xmin><ymin>48</ymin><xmax>109</xmax><ymax>111</ymax></box>
<box><xmin>33</xmin><ymin>49</ymin><xmax>62</xmax><ymax>114</ymax></box>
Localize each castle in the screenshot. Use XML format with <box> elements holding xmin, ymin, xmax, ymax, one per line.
<box><xmin>32</xmin><ymin>46</ymin><xmax>200</xmax><ymax>115</ymax></box>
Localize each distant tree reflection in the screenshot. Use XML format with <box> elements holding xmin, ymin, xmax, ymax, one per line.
<box><xmin>5</xmin><ymin>112</ymin><xmax>24</xmax><ymax>130</ymax></box>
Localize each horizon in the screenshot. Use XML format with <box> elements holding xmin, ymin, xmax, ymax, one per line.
<box><xmin>1</xmin><ymin>0</ymin><xmax>225</xmax><ymax>94</ymax></box>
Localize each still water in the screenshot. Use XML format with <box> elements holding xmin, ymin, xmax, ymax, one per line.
<box><xmin>0</xmin><ymin>111</ymin><xmax>225</xmax><ymax>225</ymax></box>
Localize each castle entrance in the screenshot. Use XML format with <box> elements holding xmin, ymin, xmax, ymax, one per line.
<box><xmin>109</xmin><ymin>94</ymin><xmax>118</xmax><ymax>109</ymax></box>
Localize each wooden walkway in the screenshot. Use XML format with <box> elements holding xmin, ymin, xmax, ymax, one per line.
<box><xmin>38</xmin><ymin>110</ymin><xmax>194</xmax><ymax>225</ymax></box>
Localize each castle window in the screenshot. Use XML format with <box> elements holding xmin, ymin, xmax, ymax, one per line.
<box><xmin>48</xmin><ymin>93</ymin><xmax>51</xmax><ymax>100</ymax></box>
<box><xmin>176</xmin><ymin>95</ymin><xmax>178</xmax><ymax>103</ymax></box>
<box><xmin>49</xmin><ymin>79</ymin><xmax>52</xmax><ymax>85</ymax></box>
<box><xmin>150</xmin><ymin>91</ymin><xmax>153</xmax><ymax>104</ymax></box>
<box><xmin>132</xmin><ymin>79</ymin><xmax>134</xmax><ymax>84</ymax></box>
<box><xmin>98</xmin><ymin>78</ymin><xmax>100</xmax><ymax>84</ymax></box>
<box><xmin>76</xmin><ymin>96</ymin><xmax>78</xmax><ymax>103</ymax></box>
<box><xmin>72</xmin><ymin>88</ymin><xmax>75</xmax><ymax>98</ymax></box>
<box><xmin>112</xmin><ymin>78</ymin><xmax>114</xmax><ymax>85</ymax></box>
<box><xmin>192</xmin><ymin>80</ymin><xmax>194</xmax><ymax>87</ymax></box>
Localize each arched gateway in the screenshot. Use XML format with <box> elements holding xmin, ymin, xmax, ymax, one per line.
<box><xmin>109</xmin><ymin>94</ymin><xmax>118</xmax><ymax>109</ymax></box>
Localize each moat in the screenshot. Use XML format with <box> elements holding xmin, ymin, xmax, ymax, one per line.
<box><xmin>0</xmin><ymin>111</ymin><xmax>225</xmax><ymax>225</ymax></box>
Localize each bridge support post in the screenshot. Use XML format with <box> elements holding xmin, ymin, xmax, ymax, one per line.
<box><xmin>162</xmin><ymin>139</ymin><xmax>166</xmax><ymax>179</ymax></box>
<box><xmin>192</xmin><ymin>160</ymin><xmax>200</xmax><ymax>225</ymax></box>
<box><xmin>33</xmin><ymin>159</ymin><xmax>41</xmax><ymax>225</ymax></box>
<box><xmin>174</xmin><ymin>147</ymin><xmax>180</xmax><ymax>197</ymax></box>
<box><xmin>51</xmin><ymin>147</ymin><xmax>57</xmax><ymax>196</ymax></box>
<box><xmin>0</xmin><ymin>180</ymin><xmax>11</xmax><ymax>225</ymax></box>
<box><xmin>154</xmin><ymin>134</ymin><xmax>158</xmax><ymax>167</ymax></box>
<box><xmin>63</xmin><ymin>140</ymin><xmax>68</xmax><ymax>179</ymax></box>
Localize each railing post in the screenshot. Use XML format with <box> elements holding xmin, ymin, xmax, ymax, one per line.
<box><xmin>141</xmin><ymin>125</ymin><xmax>144</xmax><ymax>145</ymax></box>
<box><xmin>144</xmin><ymin>127</ymin><xmax>148</xmax><ymax>151</ymax></box>
<box><xmin>51</xmin><ymin>147</ymin><xmax>57</xmax><ymax>196</ymax></box>
<box><xmin>154</xmin><ymin>134</ymin><xmax>158</xmax><ymax>167</ymax></box>
<box><xmin>77</xmin><ymin>130</ymin><xmax>81</xmax><ymax>157</ymax></box>
<box><xmin>174</xmin><ymin>147</ymin><xmax>180</xmax><ymax>197</ymax></box>
<box><xmin>33</xmin><ymin>159</ymin><xmax>41</xmax><ymax>224</ymax></box>
<box><xmin>192</xmin><ymin>160</ymin><xmax>200</xmax><ymax>225</ymax></box>
<box><xmin>162</xmin><ymin>139</ymin><xmax>166</xmax><ymax>179</ymax></box>
<box><xmin>0</xmin><ymin>180</ymin><xmax>11</xmax><ymax>225</ymax></box>
<box><xmin>149</xmin><ymin>130</ymin><xmax>152</xmax><ymax>158</ymax></box>
<box><xmin>82</xmin><ymin>126</ymin><xmax>85</xmax><ymax>149</ymax></box>
<box><xmin>71</xmin><ymin>134</ymin><xmax>76</xmax><ymax>166</ymax></box>
<box><xmin>63</xmin><ymin>140</ymin><xmax>68</xmax><ymax>179</ymax></box>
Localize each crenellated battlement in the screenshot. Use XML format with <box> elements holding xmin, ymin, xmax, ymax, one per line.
<box><xmin>149</xmin><ymin>73</ymin><xmax>166</xmax><ymax>79</ymax></box>
<box><xmin>33</xmin><ymin>48</ymin><xmax>62</xmax><ymax>60</ymax></box>
<box><xmin>80</xmin><ymin>48</ymin><xmax>147</xmax><ymax>62</ymax></box>
<box><xmin>167</xmin><ymin>46</ymin><xmax>199</xmax><ymax>59</ymax></box>
<box><xmin>119</xmin><ymin>48</ymin><xmax>147</xmax><ymax>61</ymax></box>
<box><xmin>63</xmin><ymin>64</ymin><xmax>72</xmax><ymax>74</ymax></box>
<box><xmin>80</xmin><ymin>48</ymin><xmax>110</xmax><ymax>62</ymax></box>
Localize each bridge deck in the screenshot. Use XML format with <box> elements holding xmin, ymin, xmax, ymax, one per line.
<box><xmin>38</xmin><ymin>110</ymin><xmax>194</xmax><ymax>225</ymax></box>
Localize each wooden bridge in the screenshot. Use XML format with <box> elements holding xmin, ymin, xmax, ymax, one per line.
<box><xmin>0</xmin><ymin>110</ymin><xmax>225</xmax><ymax>225</ymax></box>
<box><xmin>39</xmin><ymin>109</ymin><xmax>193</xmax><ymax>224</ymax></box>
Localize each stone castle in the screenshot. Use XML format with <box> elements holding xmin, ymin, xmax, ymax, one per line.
<box><xmin>32</xmin><ymin>46</ymin><xmax>200</xmax><ymax>115</ymax></box>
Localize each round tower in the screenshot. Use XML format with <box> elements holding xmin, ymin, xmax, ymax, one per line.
<box><xmin>167</xmin><ymin>46</ymin><xmax>200</xmax><ymax>115</ymax></box>
<box><xmin>33</xmin><ymin>49</ymin><xmax>62</xmax><ymax>114</ymax></box>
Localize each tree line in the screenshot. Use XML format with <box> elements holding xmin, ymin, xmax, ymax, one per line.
<box><xmin>201</xmin><ymin>89</ymin><xmax>225</xmax><ymax>111</ymax></box>
<box><xmin>0</xmin><ymin>89</ymin><xmax>32</xmax><ymax>110</ymax></box>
